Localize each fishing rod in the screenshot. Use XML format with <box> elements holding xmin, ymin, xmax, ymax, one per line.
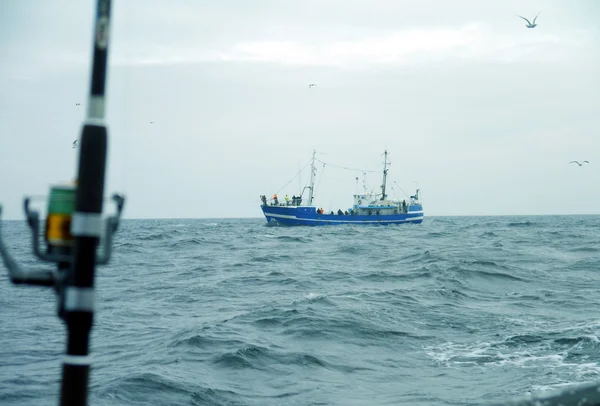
<box><xmin>0</xmin><ymin>0</ymin><xmax>125</xmax><ymax>405</ymax></box>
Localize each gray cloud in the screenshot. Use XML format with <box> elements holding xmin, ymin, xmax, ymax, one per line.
<box><xmin>1</xmin><ymin>1</ymin><xmax>599</xmax><ymax>219</ymax></box>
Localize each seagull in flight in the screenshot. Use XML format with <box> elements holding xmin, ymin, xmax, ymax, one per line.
<box><xmin>72</xmin><ymin>140</ymin><xmax>78</xmax><ymax>148</ymax></box>
<box><xmin>517</xmin><ymin>12</ymin><xmax>540</xmax><ymax>28</ymax></box>
<box><xmin>308</xmin><ymin>84</ymin><xmax>316</xmax><ymax>88</ymax></box>
<box><xmin>150</xmin><ymin>121</ymin><xmax>155</xmax><ymax>124</ymax></box>
<box><xmin>570</xmin><ymin>160</ymin><xmax>589</xmax><ymax>166</ymax></box>
<box><xmin>75</xmin><ymin>103</ymin><xmax>81</xmax><ymax>106</ymax></box>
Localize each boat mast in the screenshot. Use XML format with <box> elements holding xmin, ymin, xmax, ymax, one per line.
<box><xmin>380</xmin><ymin>150</ymin><xmax>390</xmax><ymax>201</ymax></box>
<box><xmin>307</xmin><ymin>149</ymin><xmax>316</xmax><ymax>205</ymax></box>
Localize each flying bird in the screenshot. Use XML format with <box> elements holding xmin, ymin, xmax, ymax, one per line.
<box><xmin>570</xmin><ymin>161</ymin><xmax>589</xmax><ymax>166</ymax></box>
<box><xmin>72</xmin><ymin>140</ymin><xmax>78</xmax><ymax>148</ymax></box>
<box><xmin>75</xmin><ymin>103</ymin><xmax>81</xmax><ymax>106</ymax></box>
<box><xmin>517</xmin><ymin>12</ymin><xmax>540</xmax><ymax>28</ymax></box>
<box><xmin>150</xmin><ymin>121</ymin><xmax>155</xmax><ymax>124</ymax></box>
<box><xmin>309</xmin><ymin>84</ymin><xmax>316</xmax><ymax>88</ymax></box>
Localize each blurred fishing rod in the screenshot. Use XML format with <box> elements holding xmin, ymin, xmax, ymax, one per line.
<box><xmin>0</xmin><ymin>0</ymin><xmax>125</xmax><ymax>404</ymax></box>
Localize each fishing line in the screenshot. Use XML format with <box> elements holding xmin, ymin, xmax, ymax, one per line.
<box><xmin>314</xmin><ymin>158</ymin><xmax>379</xmax><ymax>173</ymax></box>
<box><xmin>393</xmin><ymin>181</ymin><xmax>411</xmax><ymax>198</ymax></box>
<box><xmin>274</xmin><ymin>158</ymin><xmax>312</xmax><ymax>195</ymax></box>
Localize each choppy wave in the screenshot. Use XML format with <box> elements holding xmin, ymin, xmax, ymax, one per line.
<box><xmin>1</xmin><ymin>215</ymin><xmax>600</xmax><ymax>405</ymax></box>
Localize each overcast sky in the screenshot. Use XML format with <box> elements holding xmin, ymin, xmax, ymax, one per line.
<box><xmin>1</xmin><ymin>0</ymin><xmax>599</xmax><ymax>219</ymax></box>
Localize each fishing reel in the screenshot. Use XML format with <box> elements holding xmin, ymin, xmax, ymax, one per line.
<box><xmin>0</xmin><ymin>183</ymin><xmax>125</xmax><ymax>288</ymax></box>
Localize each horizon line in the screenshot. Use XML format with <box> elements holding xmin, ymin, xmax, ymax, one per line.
<box><xmin>2</xmin><ymin>213</ymin><xmax>600</xmax><ymax>221</ymax></box>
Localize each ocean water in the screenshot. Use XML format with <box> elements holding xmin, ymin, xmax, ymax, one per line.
<box><xmin>1</xmin><ymin>215</ymin><xmax>600</xmax><ymax>405</ymax></box>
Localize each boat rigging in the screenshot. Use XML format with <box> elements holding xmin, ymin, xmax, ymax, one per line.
<box><xmin>260</xmin><ymin>150</ymin><xmax>423</xmax><ymax>226</ymax></box>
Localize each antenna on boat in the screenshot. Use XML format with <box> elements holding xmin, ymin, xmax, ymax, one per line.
<box><xmin>0</xmin><ymin>0</ymin><xmax>125</xmax><ymax>405</ymax></box>
<box><xmin>307</xmin><ymin>149</ymin><xmax>316</xmax><ymax>205</ymax></box>
<box><xmin>380</xmin><ymin>150</ymin><xmax>390</xmax><ymax>201</ymax></box>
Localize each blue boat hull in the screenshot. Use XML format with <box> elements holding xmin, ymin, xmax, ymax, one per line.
<box><xmin>261</xmin><ymin>205</ymin><xmax>424</xmax><ymax>226</ymax></box>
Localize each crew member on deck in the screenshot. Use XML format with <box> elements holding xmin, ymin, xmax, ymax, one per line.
<box><xmin>272</xmin><ymin>194</ymin><xmax>278</xmax><ymax>205</ymax></box>
<box><xmin>285</xmin><ymin>195</ymin><xmax>290</xmax><ymax>205</ymax></box>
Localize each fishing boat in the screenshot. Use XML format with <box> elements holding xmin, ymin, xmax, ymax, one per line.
<box><xmin>260</xmin><ymin>150</ymin><xmax>423</xmax><ymax>226</ymax></box>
